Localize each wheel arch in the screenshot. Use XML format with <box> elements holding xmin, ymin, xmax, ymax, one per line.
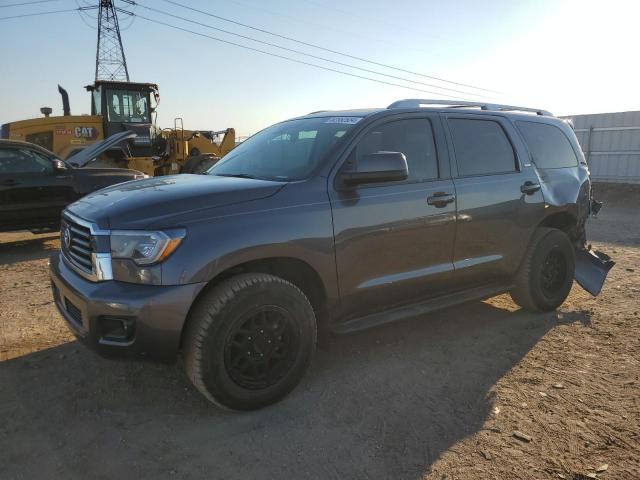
<box><xmin>180</xmin><ymin>256</ymin><xmax>329</xmax><ymax>349</ymax></box>
<box><xmin>538</xmin><ymin>211</ymin><xmax>578</xmax><ymax>237</ymax></box>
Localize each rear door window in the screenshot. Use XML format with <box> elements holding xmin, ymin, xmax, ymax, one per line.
<box><xmin>516</xmin><ymin>121</ymin><xmax>578</xmax><ymax>168</ymax></box>
<box><xmin>448</xmin><ymin>118</ymin><xmax>517</xmax><ymax>176</ymax></box>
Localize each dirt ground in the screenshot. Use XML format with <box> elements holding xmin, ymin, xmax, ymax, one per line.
<box><xmin>1</xmin><ymin>183</ymin><xmax>638</xmax><ymax>480</ymax></box>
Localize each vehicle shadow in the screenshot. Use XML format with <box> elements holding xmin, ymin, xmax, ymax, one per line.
<box><xmin>0</xmin><ymin>234</ymin><xmax>59</xmax><ymax>265</ymax></box>
<box><xmin>0</xmin><ymin>300</ymin><xmax>587</xmax><ymax>479</ymax></box>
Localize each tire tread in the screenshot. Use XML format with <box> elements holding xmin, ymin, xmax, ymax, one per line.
<box><xmin>510</xmin><ymin>227</ymin><xmax>559</xmax><ymax>312</ymax></box>
<box><xmin>183</xmin><ymin>273</ymin><xmax>315</xmax><ymax>409</ymax></box>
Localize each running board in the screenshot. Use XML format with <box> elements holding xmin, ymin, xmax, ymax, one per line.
<box><xmin>332</xmin><ymin>283</ymin><xmax>513</xmax><ymax>335</ymax></box>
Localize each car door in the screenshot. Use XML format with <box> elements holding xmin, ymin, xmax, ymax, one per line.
<box><xmin>0</xmin><ymin>146</ymin><xmax>38</xmax><ymax>229</ymax></box>
<box><xmin>0</xmin><ymin>146</ymin><xmax>75</xmax><ymax>229</ymax></box>
<box><xmin>443</xmin><ymin>114</ymin><xmax>546</xmax><ymax>286</ymax></box>
<box><xmin>329</xmin><ymin>114</ymin><xmax>457</xmax><ymax>318</ymax></box>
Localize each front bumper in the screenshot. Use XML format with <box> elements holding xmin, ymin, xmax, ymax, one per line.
<box><xmin>50</xmin><ymin>252</ymin><xmax>206</xmax><ymax>361</ymax></box>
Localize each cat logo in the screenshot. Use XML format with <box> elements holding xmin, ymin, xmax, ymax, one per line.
<box><xmin>74</xmin><ymin>127</ymin><xmax>98</xmax><ymax>139</ymax></box>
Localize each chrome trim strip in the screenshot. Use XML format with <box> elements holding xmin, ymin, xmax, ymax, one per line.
<box><xmin>61</xmin><ymin>251</ymin><xmax>94</xmax><ymax>281</ymax></box>
<box><xmin>92</xmin><ymin>253</ymin><xmax>114</xmax><ymax>281</ymax></box>
<box><xmin>67</xmin><ymin>249</ymin><xmax>92</xmax><ymax>269</ymax></box>
<box><xmin>71</xmin><ymin>237</ymin><xmax>91</xmax><ymax>248</ymax></box>
<box><xmin>61</xmin><ymin>210</ymin><xmax>114</xmax><ymax>282</ymax></box>
<box><xmin>61</xmin><ymin>251</ymin><xmax>113</xmax><ymax>282</ymax></box>
<box><xmin>62</xmin><ymin>210</ymin><xmax>111</xmax><ymax>236</ymax></box>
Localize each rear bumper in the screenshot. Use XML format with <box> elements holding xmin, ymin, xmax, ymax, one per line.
<box><xmin>574</xmin><ymin>247</ymin><xmax>615</xmax><ymax>296</ymax></box>
<box><xmin>49</xmin><ymin>252</ymin><xmax>206</xmax><ymax>361</ymax></box>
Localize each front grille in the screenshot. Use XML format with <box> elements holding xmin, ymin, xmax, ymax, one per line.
<box><xmin>64</xmin><ymin>298</ymin><xmax>82</xmax><ymax>325</ymax></box>
<box><xmin>61</xmin><ymin>218</ymin><xmax>94</xmax><ymax>274</ymax></box>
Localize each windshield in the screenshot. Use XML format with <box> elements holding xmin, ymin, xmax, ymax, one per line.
<box><xmin>106</xmin><ymin>89</ymin><xmax>150</xmax><ymax>123</ymax></box>
<box><xmin>208</xmin><ymin>116</ymin><xmax>362</xmax><ymax>181</ymax></box>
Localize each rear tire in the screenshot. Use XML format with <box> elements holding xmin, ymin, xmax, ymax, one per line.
<box><xmin>510</xmin><ymin>228</ymin><xmax>575</xmax><ymax>312</ymax></box>
<box><xmin>183</xmin><ymin>273</ymin><xmax>317</xmax><ymax>410</ymax></box>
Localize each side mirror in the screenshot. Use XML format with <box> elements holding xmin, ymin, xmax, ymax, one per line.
<box><xmin>52</xmin><ymin>159</ymin><xmax>68</xmax><ymax>171</ymax></box>
<box><xmin>339</xmin><ymin>151</ymin><xmax>408</xmax><ymax>186</ymax></box>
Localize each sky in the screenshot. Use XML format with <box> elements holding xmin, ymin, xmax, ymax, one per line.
<box><xmin>1</xmin><ymin>0</ymin><xmax>639</xmax><ymax>137</ymax></box>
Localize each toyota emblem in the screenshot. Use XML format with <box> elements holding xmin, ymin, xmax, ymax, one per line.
<box><xmin>62</xmin><ymin>225</ymin><xmax>71</xmax><ymax>250</ymax></box>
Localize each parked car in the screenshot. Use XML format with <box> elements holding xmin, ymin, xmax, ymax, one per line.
<box><xmin>50</xmin><ymin>99</ymin><xmax>614</xmax><ymax>410</ymax></box>
<box><xmin>0</xmin><ymin>133</ymin><xmax>145</xmax><ymax>233</ymax></box>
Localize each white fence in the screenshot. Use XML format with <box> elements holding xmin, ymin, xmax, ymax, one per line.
<box><xmin>563</xmin><ymin>111</ymin><xmax>640</xmax><ymax>184</ymax></box>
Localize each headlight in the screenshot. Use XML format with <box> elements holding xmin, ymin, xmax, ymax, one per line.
<box><xmin>110</xmin><ymin>229</ymin><xmax>185</xmax><ymax>265</ymax></box>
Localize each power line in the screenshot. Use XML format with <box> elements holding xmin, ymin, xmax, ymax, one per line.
<box><xmin>213</xmin><ymin>0</ymin><xmax>436</xmax><ymax>57</ymax></box>
<box><xmin>134</xmin><ymin>2</ymin><xmax>493</xmax><ymax>99</ymax></box>
<box><xmin>0</xmin><ymin>7</ymin><xmax>77</xmax><ymax>19</ymax></box>
<box><xmin>159</xmin><ymin>0</ymin><xmax>500</xmax><ymax>95</ymax></box>
<box><xmin>302</xmin><ymin>0</ymin><xmax>443</xmax><ymax>41</ymax></box>
<box><xmin>0</xmin><ymin>1</ymin><xmax>491</xmax><ymax>101</ymax></box>
<box><xmin>75</xmin><ymin>0</ymin><xmax>134</xmax><ymax>29</ymax></box>
<box><xmin>76</xmin><ymin>8</ymin><xmax>96</xmax><ymax>29</ymax></box>
<box><xmin>133</xmin><ymin>12</ymin><xmax>473</xmax><ymax>101</ymax></box>
<box><xmin>0</xmin><ymin>0</ymin><xmax>65</xmax><ymax>7</ymax></box>
<box><xmin>75</xmin><ymin>0</ymin><xmax>96</xmax><ymax>18</ymax></box>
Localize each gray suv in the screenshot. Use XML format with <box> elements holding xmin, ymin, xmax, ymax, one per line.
<box><xmin>50</xmin><ymin>99</ymin><xmax>614</xmax><ymax>410</ymax></box>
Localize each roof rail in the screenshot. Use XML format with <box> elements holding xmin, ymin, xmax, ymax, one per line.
<box><xmin>387</xmin><ymin>99</ymin><xmax>553</xmax><ymax>116</ymax></box>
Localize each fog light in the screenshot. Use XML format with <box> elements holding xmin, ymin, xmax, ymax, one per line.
<box><xmin>99</xmin><ymin>316</ymin><xmax>136</xmax><ymax>345</ymax></box>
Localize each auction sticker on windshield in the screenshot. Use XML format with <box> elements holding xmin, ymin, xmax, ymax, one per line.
<box><xmin>324</xmin><ymin>117</ymin><xmax>362</xmax><ymax>124</ymax></box>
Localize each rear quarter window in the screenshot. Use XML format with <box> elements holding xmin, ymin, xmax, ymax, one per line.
<box><xmin>516</xmin><ymin>121</ymin><xmax>578</xmax><ymax>169</ymax></box>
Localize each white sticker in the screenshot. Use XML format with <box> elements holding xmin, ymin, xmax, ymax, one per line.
<box><xmin>324</xmin><ymin>116</ymin><xmax>363</xmax><ymax>125</ymax></box>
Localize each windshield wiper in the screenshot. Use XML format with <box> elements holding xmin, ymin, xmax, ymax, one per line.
<box><xmin>214</xmin><ymin>173</ymin><xmax>259</xmax><ymax>179</ymax></box>
<box><xmin>213</xmin><ymin>173</ymin><xmax>288</xmax><ymax>181</ymax></box>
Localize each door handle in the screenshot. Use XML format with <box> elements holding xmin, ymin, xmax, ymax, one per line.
<box><xmin>520</xmin><ymin>181</ymin><xmax>541</xmax><ymax>195</ymax></box>
<box><xmin>2</xmin><ymin>179</ymin><xmax>17</xmax><ymax>187</ymax></box>
<box><xmin>427</xmin><ymin>192</ymin><xmax>455</xmax><ymax>208</ymax></box>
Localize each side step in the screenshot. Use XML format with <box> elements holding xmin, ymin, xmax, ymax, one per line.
<box><xmin>332</xmin><ymin>282</ymin><xmax>513</xmax><ymax>335</ymax></box>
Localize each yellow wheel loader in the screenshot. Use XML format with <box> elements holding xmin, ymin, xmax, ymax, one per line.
<box><xmin>154</xmin><ymin>118</ymin><xmax>237</xmax><ymax>176</ymax></box>
<box><xmin>1</xmin><ymin>82</ymin><xmax>235</xmax><ymax>176</ymax></box>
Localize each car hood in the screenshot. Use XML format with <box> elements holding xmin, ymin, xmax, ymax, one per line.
<box><xmin>66</xmin><ymin>131</ymin><xmax>136</xmax><ymax>167</ymax></box>
<box><xmin>71</xmin><ymin>166</ymin><xmax>144</xmax><ymax>178</ymax></box>
<box><xmin>69</xmin><ymin>166</ymin><xmax>145</xmax><ymax>196</ymax></box>
<box><xmin>67</xmin><ymin>174</ymin><xmax>286</xmax><ymax>229</ymax></box>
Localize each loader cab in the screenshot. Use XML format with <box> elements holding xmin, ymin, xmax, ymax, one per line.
<box><xmin>86</xmin><ymin>81</ymin><xmax>159</xmax><ymax>157</ymax></box>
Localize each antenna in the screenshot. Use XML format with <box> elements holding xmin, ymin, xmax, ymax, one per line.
<box><xmin>94</xmin><ymin>0</ymin><xmax>130</xmax><ymax>81</ymax></box>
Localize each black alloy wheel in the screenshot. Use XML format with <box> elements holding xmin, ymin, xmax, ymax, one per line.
<box><xmin>183</xmin><ymin>273</ymin><xmax>317</xmax><ymax>410</ymax></box>
<box><xmin>224</xmin><ymin>306</ymin><xmax>300</xmax><ymax>390</ymax></box>
<box><xmin>540</xmin><ymin>249</ymin><xmax>568</xmax><ymax>299</ymax></box>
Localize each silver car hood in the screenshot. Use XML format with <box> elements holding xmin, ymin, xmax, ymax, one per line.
<box><xmin>65</xmin><ymin>131</ymin><xmax>136</xmax><ymax>167</ymax></box>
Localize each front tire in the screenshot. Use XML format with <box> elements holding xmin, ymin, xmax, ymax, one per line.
<box><xmin>183</xmin><ymin>273</ymin><xmax>317</xmax><ymax>410</ymax></box>
<box><xmin>510</xmin><ymin>228</ymin><xmax>576</xmax><ymax>312</ymax></box>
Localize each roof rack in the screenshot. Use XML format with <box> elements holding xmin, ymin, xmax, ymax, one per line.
<box><xmin>387</xmin><ymin>99</ymin><xmax>553</xmax><ymax>116</ymax></box>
